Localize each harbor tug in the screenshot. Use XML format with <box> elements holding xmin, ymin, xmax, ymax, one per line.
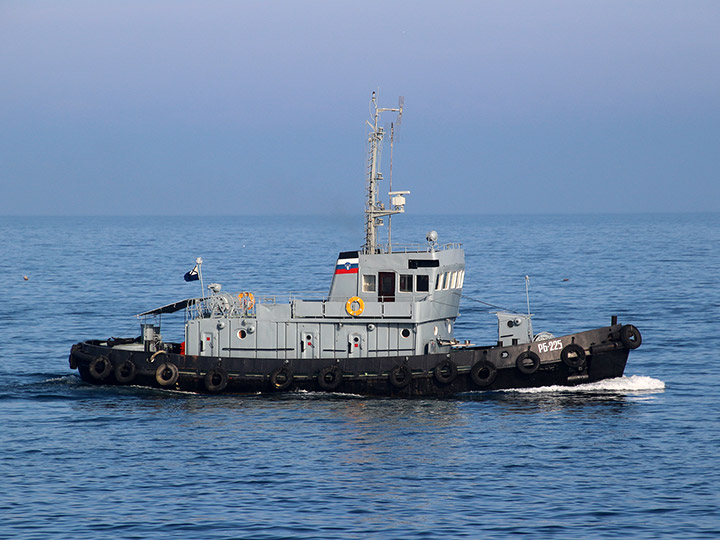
<box><xmin>69</xmin><ymin>94</ymin><xmax>641</xmax><ymax>397</ymax></box>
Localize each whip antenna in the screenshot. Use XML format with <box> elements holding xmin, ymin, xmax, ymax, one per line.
<box><xmin>388</xmin><ymin>121</ymin><xmax>395</xmax><ymax>250</ymax></box>
<box><xmin>525</xmin><ymin>275</ymin><xmax>531</xmax><ymax>317</ymax></box>
<box><xmin>387</xmin><ymin>96</ymin><xmax>404</xmax><ymax>252</ymax></box>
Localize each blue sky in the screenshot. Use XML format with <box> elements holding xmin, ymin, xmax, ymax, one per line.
<box><xmin>1</xmin><ymin>1</ymin><xmax>718</xmax><ymax>215</ymax></box>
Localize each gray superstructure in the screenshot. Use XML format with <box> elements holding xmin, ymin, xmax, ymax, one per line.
<box><xmin>183</xmin><ymin>242</ymin><xmax>465</xmax><ymax>360</ymax></box>
<box><xmin>180</xmin><ymin>93</ymin><xmax>467</xmax><ymax>362</ymax></box>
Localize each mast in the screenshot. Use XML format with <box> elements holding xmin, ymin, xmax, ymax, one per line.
<box><xmin>363</xmin><ymin>92</ymin><xmax>408</xmax><ymax>254</ymax></box>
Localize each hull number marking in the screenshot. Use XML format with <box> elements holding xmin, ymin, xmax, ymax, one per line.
<box><xmin>537</xmin><ymin>340</ymin><xmax>563</xmax><ymax>354</ymax></box>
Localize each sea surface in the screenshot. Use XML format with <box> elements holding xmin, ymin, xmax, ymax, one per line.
<box><xmin>0</xmin><ymin>213</ymin><xmax>718</xmax><ymax>540</ymax></box>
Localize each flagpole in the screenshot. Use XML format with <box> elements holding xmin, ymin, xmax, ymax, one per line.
<box><xmin>197</xmin><ymin>257</ymin><xmax>204</xmax><ymax>297</ymax></box>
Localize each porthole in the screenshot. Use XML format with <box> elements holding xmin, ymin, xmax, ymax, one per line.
<box><xmin>401</xmin><ymin>328</ymin><xmax>410</xmax><ymax>338</ymax></box>
<box><xmin>237</xmin><ymin>329</ymin><xmax>247</xmax><ymax>340</ymax></box>
<box><xmin>433</xmin><ymin>326</ymin><xmax>439</xmax><ymax>336</ymax></box>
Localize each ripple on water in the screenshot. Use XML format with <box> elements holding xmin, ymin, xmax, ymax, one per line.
<box><xmin>1</xmin><ymin>214</ymin><xmax>719</xmax><ymax>540</ymax></box>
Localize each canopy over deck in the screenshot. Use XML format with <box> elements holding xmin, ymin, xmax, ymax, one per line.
<box><xmin>136</xmin><ymin>297</ymin><xmax>205</xmax><ymax>317</ymax></box>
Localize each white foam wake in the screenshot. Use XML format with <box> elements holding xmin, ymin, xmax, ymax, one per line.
<box><xmin>504</xmin><ymin>375</ymin><xmax>665</xmax><ymax>394</ymax></box>
<box><xmin>43</xmin><ymin>375</ymin><xmax>82</xmax><ymax>385</ymax></box>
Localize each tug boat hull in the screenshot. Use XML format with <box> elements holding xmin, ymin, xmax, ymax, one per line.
<box><xmin>70</xmin><ymin>323</ymin><xmax>635</xmax><ymax>397</ymax></box>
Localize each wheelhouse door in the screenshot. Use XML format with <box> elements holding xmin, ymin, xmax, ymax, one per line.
<box><xmin>378</xmin><ymin>272</ymin><xmax>395</xmax><ymax>302</ymax></box>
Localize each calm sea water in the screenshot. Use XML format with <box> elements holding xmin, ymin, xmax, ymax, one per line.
<box><xmin>1</xmin><ymin>213</ymin><xmax>718</xmax><ymax>540</ymax></box>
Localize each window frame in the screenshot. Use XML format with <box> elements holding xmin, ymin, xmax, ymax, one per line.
<box><xmin>362</xmin><ymin>274</ymin><xmax>376</xmax><ymax>293</ymax></box>
<box><xmin>399</xmin><ymin>274</ymin><xmax>414</xmax><ymax>293</ymax></box>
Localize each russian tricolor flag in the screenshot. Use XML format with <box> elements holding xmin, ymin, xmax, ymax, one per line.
<box><xmin>335</xmin><ymin>256</ymin><xmax>359</xmax><ymax>275</ymax></box>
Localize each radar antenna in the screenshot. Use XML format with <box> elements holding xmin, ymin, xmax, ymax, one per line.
<box><xmin>363</xmin><ymin>93</ymin><xmax>409</xmax><ymax>254</ymax></box>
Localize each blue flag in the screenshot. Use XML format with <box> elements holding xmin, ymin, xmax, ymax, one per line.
<box><xmin>184</xmin><ymin>264</ymin><xmax>199</xmax><ymax>282</ymax></box>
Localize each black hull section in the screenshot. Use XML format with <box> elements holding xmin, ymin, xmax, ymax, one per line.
<box><xmin>69</xmin><ymin>324</ymin><xmax>637</xmax><ymax>398</ymax></box>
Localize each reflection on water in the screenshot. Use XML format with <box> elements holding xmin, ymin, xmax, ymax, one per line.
<box><xmin>5</xmin><ymin>372</ymin><xmax>666</xmax><ymax>418</ymax></box>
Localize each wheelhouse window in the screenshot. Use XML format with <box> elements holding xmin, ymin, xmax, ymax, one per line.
<box><xmin>458</xmin><ymin>270</ymin><xmax>465</xmax><ymax>288</ymax></box>
<box><xmin>450</xmin><ymin>271</ymin><xmax>458</xmax><ymax>289</ymax></box>
<box><xmin>416</xmin><ymin>275</ymin><xmax>429</xmax><ymax>292</ymax></box>
<box><xmin>435</xmin><ymin>273</ymin><xmax>444</xmax><ymax>290</ymax></box>
<box><xmin>362</xmin><ymin>274</ymin><xmax>376</xmax><ymax>292</ymax></box>
<box><xmin>399</xmin><ymin>274</ymin><xmax>413</xmax><ymax>292</ymax></box>
<box><xmin>378</xmin><ymin>272</ymin><xmax>395</xmax><ymax>302</ymax></box>
<box><xmin>443</xmin><ymin>271</ymin><xmax>451</xmax><ymax>290</ymax></box>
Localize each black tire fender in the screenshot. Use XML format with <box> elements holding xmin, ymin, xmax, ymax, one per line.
<box><xmin>204</xmin><ymin>368</ymin><xmax>229</xmax><ymax>393</ymax></box>
<box><xmin>433</xmin><ymin>359</ymin><xmax>458</xmax><ymax>385</ymax></box>
<box><xmin>389</xmin><ymin>364</ymin><xmax>412</xmax><ymax>389</ymax></box>
<box><xmin>620</xmin><ymin>325</ymin><xmax>642</xmax><ymax>349</ymax></box>
<box><xmin>270</xmin><ymin>367</ymin><xmax>294</xmax><ymax>391</ymax></box>
<box><xmin>114</xmin><ymin>360</ymin><xmax>136</xmax><ymax>384</ymax></box>
<box><xmin>317</xmin><ymin>365</ymin><xmax>343</xmax><ymax>391</ymax></box>
<box><xmin>68</xmin><ymin>345</ymin><xmax>79</xmax><ymax>370</ymax></box>
<box><xmin>89</xmin><ymin>355</ymin><xmax>113</xmax><ymax>380</ymax></box>
<box><xmin>516</xmin><ymin>351</ymin><xmax>541</xmax><ymax>375</ymax></box>
<box><xmin>155</xmin><ymin>362</ymin><xmax>179</xmax><ymax>387</ymax></box>
<box><xmin>561</xmin><ymin>343</ymin><xmax>586</xmax><ymax>368</ymax></box>
<box><xmin>470</xmin><ymin>359</ymin><xmax>497</xmax><ymax>387</ymax></box>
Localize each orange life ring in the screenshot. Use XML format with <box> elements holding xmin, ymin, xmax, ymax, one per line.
<box><xmin>345</xmin><ymin>296</ymin><xmax>364</xmax><ymax>316</ymax></box>
<box><xmin>238</xmin><ymin>292</ymin><xmax>255</xmax><ymax>310</ymax></box>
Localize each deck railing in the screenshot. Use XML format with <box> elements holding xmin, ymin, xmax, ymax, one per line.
<box><xmin>374</xmin><ymin>242</ymin><xmax>462</xmax><ymax>254</ymax></box>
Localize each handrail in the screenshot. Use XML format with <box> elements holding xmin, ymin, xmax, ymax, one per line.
<box><xmin>186</xmin><ymin>289</ymin><xmax>434</xmax><ymax>319</ymax></box>
<box><xmin>374</xmin><ymin>242</ymin><xmax>463</xmax><ymax>254</ymax></box>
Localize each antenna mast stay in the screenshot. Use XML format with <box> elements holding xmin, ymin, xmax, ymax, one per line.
<box><xmin>363</xmin><ymin>92</ymin><xmax>408</xmax><ymax>255</ymax></box>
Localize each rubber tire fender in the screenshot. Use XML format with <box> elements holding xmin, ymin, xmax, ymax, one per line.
<box><xmin>270</xmin><ymin>367</ymin><xmax>294</xmax><ymax>391</ymax></box>
<box><xmin>155</xmin><ymin>362</ymin><xmax>179</xmax><ymax>387</ymax></box>
<box><xmin>560</xmin><ymin>343</ymin><xmax>586</xmax><ymax>369</ymax></box>
<box><xmin>470</xmin><ymin>359</ymin><xmax>497</xmax><ymax>387</ymax></box>
<box><xmin>114</xmin><ymin>359</ymin><xmax>137</xmax><ymax>384</ymax></box>
<box><xmin>516</xmin><ymin>351</ymin><xmax>541</xmax><ymax>375</ymax></box>
<box><xmin>619</xmin><ymin>324</ymin><xmax>642</xmax><ymax>349</ymax></box>
<box><xmin>89</xmin><ymin>355</ymin><xmax>113</xmax><ymax>380</ymax></box>
<box><xmin>317</xmin><ymin>365</ymin><xmax>343</xmax><ymax>391</ymax></box>
<box><xmin>388</xmin><ymin>364</ymin><xmax>412</xmax><ymax>389</ymax></box>
<box><xmin>433</xmin><ymin>359</ymin><xmax>458</xmax><ymax>385</ymax></box>
<box><xmin>204</xmin><ymin>368</ymin><xmax>229</xmax><ymax>393</ymax></box>
<box><xmin>68</xmin><ymin>345</ymin><xmax>79</xmax><ymax>370</ymax></box>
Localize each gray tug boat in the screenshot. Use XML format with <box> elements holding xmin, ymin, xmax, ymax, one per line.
<box><xmin>69</xmin><ymin>93</ymin><xmax>642</xmax><ymax>397</ymax></box>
